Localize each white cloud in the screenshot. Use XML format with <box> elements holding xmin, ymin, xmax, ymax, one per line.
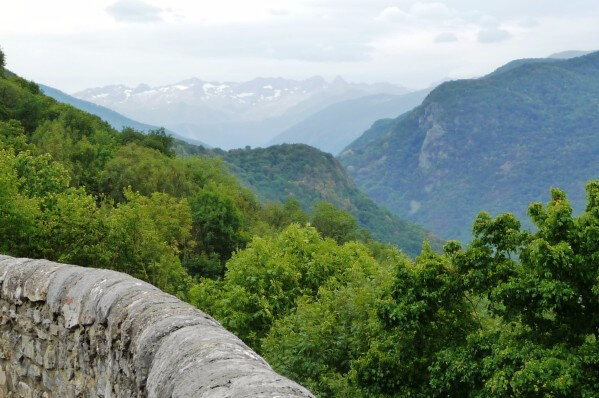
<box><xmin>435</xmin><ymin>32</ymin><xmax>458</xmax><ymax>43</ymax></box>
<box><xmin>478</xmin><ymin>27</ymin><xmax>511</xmax><ymax>43</ymax></box>
<box><xmin>376</xmin><ymin>6</ymin><xmax>412</xmax><ymax>23</ymax></box>
<box><xmin>410</xmin><ymin>2</ymin><xmax>452</xmax><ymax>19</ymax></box>
<box><xmin>106</xmin><ymin>0</ymin><xmax>163</xmax><ymax>23</ymax></box>
<box><xmin>479</xmin><ymin>15</ymin><xmax>500</xmax><ymax>27</ymax></box>
<box><xmin>377</xmin><ymin>2</ymin><xmax>453</xmax><ymax>23</ymax></box>
<box><xmin>269</xmin><ymin>8</ymin><xmax>289</xmax><ymax>16</ymax></box>
<box><xmin>518</xmin><ymin>17</ymin><xmax>539</xmax><ymax>28</ymax></box>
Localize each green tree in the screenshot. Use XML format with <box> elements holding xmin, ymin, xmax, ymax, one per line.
<box><xmin>261</xmin><ymin>198</ymin><xmax>308</xmax><ymax>231</ymax></box>
<box><xmin>262</xmin><ymin>245</ymin><xmax>397</xmax><ymax>397</ymax></box>
<box><xmin>143</xmin><ymin>128</ymin><xmax>174</xmax><ymax>156</ymax></box>
<box><xmin>31</xmin><ymin>118</ymin><xmax>118</xmax><ymax>190</ymax></box>
<box><xmin>353</xmin><ymin>242</ymin><xmax>475</xmax><ymax>397</ymax></box>
<box><xmin>188</xmin><ymin>188</ymin><xmax>244</xmax><ymax>270</ymax></box>
<box><xmin>189</xmin><ymin>225</ymin><xmax>377</xmax><ymax>348</ymax></box>
<box><xmin>311</xmin><ymin>201</ymin><xmax>358</xmax><ymax>244</ymax></box>
<box><xmin>0</xmin><ymin>151</ymin><xmax>40</xmax><ymax>256</ymax></box>
<box><xmin>104</xmin><ymin>189</ymin><xmax>193</xmax><ymax>298</ymax></box>
<box><xmin>119</xmin><ymin>127</ymin><xmax>174</xmax><ymax>156</ymax></box>
<box><xmin>99</xmin><ymin>143</ymin><xmax>180</xmax><ymax>201</ymax></box>
<box><xmin>430</xmin><ymin>183</ymin><xmax>599</xmax><ymax>397</ymax></box>
<box><xmin>361</xmin><ymin>183</ymin><xmax>599</xmax><ymax>397</ymax></box>
<box><xmin>0</xmin><ymin>120</ymin><xmax>29</xmax><ymax>152</ymax></box>
<box><xmin>37</xmin><ymin>189</ymin><xmax>106</xmax><ymax>266</ymax></box>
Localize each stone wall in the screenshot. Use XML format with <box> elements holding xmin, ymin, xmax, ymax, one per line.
<box><xmin>0</xmin><ymin>255</ymin><xmax>313</xmax><ymax>397</ymax></box>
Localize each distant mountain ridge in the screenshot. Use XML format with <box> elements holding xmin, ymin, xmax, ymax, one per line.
<box><xmin>340</xmin><ymin>50</ymin><xmax>599</xmax><ymax>241</ymax></box>
<box><xmin>73</xmin><ymin>77</ymin><xmax>410</xmax><ymax>149</ymax></box>
<box><xmin>548</xmin><ymin>50</ymin><xmax>593</xmax><ymax>59</ymax></box>
<box><xmin>268</xmin><ymin>89</ymin><xmax>431</xmax><ymax>155</ymax></box>
<box><xmin>39</xmin><ymin>84</ymin><xmax>207</xmax><ymax>147</ymax></box>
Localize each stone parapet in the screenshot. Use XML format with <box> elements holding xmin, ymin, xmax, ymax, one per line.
<box><xmin>0</xmin><ymin>255</ymin><xmax>313</xmax><ymax>397</ymax></box>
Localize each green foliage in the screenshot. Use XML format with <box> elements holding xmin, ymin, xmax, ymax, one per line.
<box><xmin>216</xmin><ymin>144</ymin><xmax>443</xmax><ymax>256</ymax></box>
<box><xmin>99</xmin><ymin>143</ymin><xmax>178</xmax><ymax>201</ymax></box>
<box><xmin>0</xmin><ymin>120</ymin><xmax>29</xmax><ymax>152</ymax></box>
<box><xmin>0</xmin><ymin>64</ymin><xmax>258</xmax><ymax>297</ymax></box>
<box><xmin>261</xmin><ymin>244</ymin><xmax>398</xmax><ymax>396</ymax></box>
<box><xmin>103</xmin><ymin>190</ymin><xmax>193</xmax><ymax>298</ymax></box>
<box><xmin>354</xmin><ymin>243</ymin><xmax>476</xmax><ymax>396</ymax></box>
<box><xmin>189</xmin><ymin>225</ymin><xmax>380</xmax><ymax>348</ymax></box>
<box><xmin>0</xmin><ymin>46</ymin><xmax>5</xmax><ymax>69</ymax></box>
<box><xmin>0</xmin><ymin>151</ymin><xmax>40</xmax><ymax>255</ymax></box>
<box><xmin>226</xmin><ymin>184</ymin><xmax>597</xmax><ymax>398</ymax></box>
<box><xmin>0</xmin><ymin>145</ymin><xmax>194</xmax><ymax>296</ymax></box>
<box><xmin>120</xmin><ymin>127</ymin><xmax>174</xmax><ymax>156</ymax></box>
<box><xmin>311</xmin><ymin>201</ymin><xmax>358</xmax><ymax>244</ymax></box>
<box><xmin>182</xmin><ymin>252</ymin><xmax>222</xmax><ymax>280</ymax></box>
<box><xmin>187</xmin><ymin>188</ymin><xmax>245</xmax><ymax>276</ymax></box>
<box><xmin>260</xmin><ymin>198</ymin><xmax>308</xmax><ymax>231</ymax></box>
<box><xmin>376</xmin><ymin>183</ymin><xmax>598</xmax><ymax>397</ymax></box>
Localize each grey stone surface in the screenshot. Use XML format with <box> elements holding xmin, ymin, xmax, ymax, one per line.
<box><xmin>0</xmin><ymin>255</ymin><xmax>314</xmax><ymax>397</ymax></box>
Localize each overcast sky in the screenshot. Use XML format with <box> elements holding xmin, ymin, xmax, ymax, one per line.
<box><xmin>1</xmin><ymin>0</ymin><xmax>598</xmax><ymax>92</ymax></box>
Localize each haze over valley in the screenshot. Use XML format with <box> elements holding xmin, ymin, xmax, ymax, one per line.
<box><xmin>72</xmin><ymin>76</ymin><xmax>410</xmax><ymax>149</ymax></box>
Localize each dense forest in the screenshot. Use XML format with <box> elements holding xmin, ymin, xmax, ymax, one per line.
<box><xmin>211</xmin><ymin>144</ymin><xmax>442</xmax><ymax>256</ymax></box>
<box><xmin>1</xmin><ymin>47</ymin><xmax>598</xmax><ymax>397</ymax></box>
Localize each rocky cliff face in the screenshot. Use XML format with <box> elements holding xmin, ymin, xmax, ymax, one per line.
<box><xmin>0</xmin><ymin>255</ymin><xmax>313</xmax><ymax>397</ymax></box>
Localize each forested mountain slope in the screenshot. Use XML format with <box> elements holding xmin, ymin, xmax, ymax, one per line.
<box><xmin>268</xmin><ymin>90</ymin><xmax>430</xmax><ymax>155</ymax></box>
<box><xmin>340</xmin><ymin>51</ymin><xmax>599</xmax><ymax>241</ymax></box>
<box><xmin>188</xmin><ymin>144</ymin><xmax>442</xmax><ymax>256</ymax></box>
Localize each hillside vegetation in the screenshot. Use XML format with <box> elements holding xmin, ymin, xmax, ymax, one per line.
<box><xmin>213</xmin><ymin>144</ymin><xmax>442</xmax><ymax>256</ymax></box>
<box><xmin>37</xmin><ymin>85</ymin><xmax>438</xmax><ymax>257</ymax></box>
<box><xmin>340</xmin><ymin>51</ymin><xmax>599</xmax><ymax>241</ymax></box>
<box><xmin>39</xmin><ymin>79</ymin><xmax>437</xmax><ymax>256</ymax></box>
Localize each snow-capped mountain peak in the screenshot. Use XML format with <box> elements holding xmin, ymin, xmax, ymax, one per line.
<box><xmin>72</xmin><ymin>76</ymin><xmax>410</xmax><ymax>148</ymax></box>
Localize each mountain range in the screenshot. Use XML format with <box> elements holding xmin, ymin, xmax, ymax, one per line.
<box><xmin>268</xmin><ymin>89</ymin><xmax>431</xmax><ymax>155</ymax></box>
<box><xmin>73</xmin><ymin>77</ymin><xmax>410</xmax><ymax>150</ymax></box>
<box><xmin>39</xmin><ymin>84</ymin><xmax>207</xmax><ymax>147</ymax></box>
<box><xmin>339</xmin><ymin>50</ymin><xmax>599</xmax><ymax>241</ymax></box>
